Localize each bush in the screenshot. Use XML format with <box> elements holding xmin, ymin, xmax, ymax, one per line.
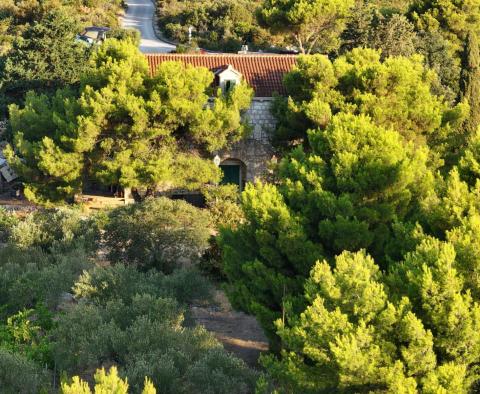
<box><xmin>104</xmin><ymin>198</ymin><xmax>212</xmax><ymax>272</ymax></box>
<box><xmin>0</xmin><ymin>208</ymin><xmax>18</xmax><ymax>243</ymax></box>
<box><xmin>52</xmin><ymin>300</ymin><xmax>255</xmax><ymax>393</ymax></box>
<box><xmin>199</xmin><ymin>238</ymin><xmax>225</xmax><ymax>280</ymax></box>
<box><xmin>182</xmin><ymin>348</ymin><xmax>256</xmax><ymax>394</ymax></box>
<box><xmin>73</xmin><ymin>264</ymin><xmax>212</xmax><ymax>306</ymax></box>
<box><xmin>0</xmin><ymin>349</ymin><xmax>49</xmax><ymax>394</ymax></box>
<box><xmin>0</xmin><ymin>245</ymin><xmax>91</xmax><ymax>316</ymax></box>
<box><xmin>106</xmin><ymin>29</ymin><xmax>141</xmax><ymax>46</ymax></box>
<box><xmin>9</xmin><ymin>208</ymin><xmax>101</xmax><ymax>253</ymax></box>
<box><xmin>52</xmin><ymin>303</ymin><xmax>120</xmax><ymax>374</ymax></box>
<box><xmin>203</xmin><ymin>185</ymin><xmax>244</xmax><ymax>229</ymax></box>
<box><xmin>0</xmin><ymin>307</ymin><xmax>54</xmax><ymax>367</ymax></box>
<box><xmin>62</xmin><ymin>366</ymin><xmax>157</xmax><ymax>394</ymax></box>
<box><xmin>157</xmin><ymin>0</ymin><xmax>279</xmax><ymax>52</ymax></box>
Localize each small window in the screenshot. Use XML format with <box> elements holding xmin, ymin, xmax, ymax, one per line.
<box><xmin>224</xmin><ymin>80</ymin><xmax>237</xmax><ymax>93</ymax></box>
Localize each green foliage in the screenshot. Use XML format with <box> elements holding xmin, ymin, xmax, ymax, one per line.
<box><xmin>53</xmin><ymin>288</ymin><xmax>255</xmax><ymax>393</ymax></box>
<box><xmin>73</xmin><ymin>264</ymin><xmax>212</xmax><ymax>306</ymax></box>
<box><xmin>5</xmin><ymin>88</ymin><xmax>85</xmax><ymax>204</ymax></box>
<box><xmin>9</xmin><ymin>207</ymin><xmax>101</xmax><ymax>253</ymax></box>
<box><xmin>203</xmin><ymin>184</ymin><xmax>244</xmax><ymax>229</ymax></box>
<box><xmin>0</xmin><ymin>245</ymin><xmax>91</xmax><ymax>315</ymax></box>
<box><xmin>341</xmin><ymin>10</ymin><xmax>418</xmax><ymax>59</ymax></box>
<box><xmin>0</xmin><ymin>307</ymin><xmax>54</xmax><ymax>367</ymax></box>
<box><xmin>104</xmin><ymin>198</ymin><xmax>211</xmax><ymax>272</ymax></box>
<box><xmin>158</xmin><ymin>0</ymin><xmax>279</xmax><ymax>52</ymax></box>
<box><xmin>107</xmin><ymin>28</ymin><xmax>142</xmax><ymax>46</ymax></box>
<box><xmin>259</xmin><ymin>0</ymin><xmax>354</xmax><ymax>54</ymax></box>
<box><xmin>8</xmin><ymin>39</ymin><xmax>253</xmax><ymax>205</ymax></box>
<box><xmin>459</xmin><ymin>127</ymin><xmax>480</xmax><ymax>184</ymax></box>
<box><xmin>0</xmin><ymin>208</ymin><xmax>18</xmax><ymax>243</ymax></box>
<box><xmin>460</xmin><ymin>31</ymin><xmax>480</xmax><ymax>137</ymax></box>
<box><xmin>0</xmin><ymin>191</ymin><xmax>253</xmax><ymax>394</ymax></box>
<box><xmin>64</xmin><ymin>362</ymin><xmax>176</xmax><ymax>394</ymax></box>
<box><xmin>62</xmin><ymin>367</ymin><xmax>131</xmax><ymax>394</ymax></box>
<box><xmin>409</xmin><ymin>0</ymin><xmax>480</xmax><ymax>53</ymax></box>
<box><xmin>220</xmin><ymin>111</ymin><xmax>434</xmax><ymax>342</ymax></box>
<box><xmin>0</xmin><ymin>0</ymin><xmax>122</xmax><ymax>54</ymax></box>
<box><xmin>402</xmin><ymin>0</ymin><xmax>474</xmax><ymax>103</ymax></box>
<box><xmin>0</xmin><ymin>9</ymin><xmax>89</xmax><ymax>112</ymax></box>
<box><xmin>273</xmin><ymin>49</ymin><xmax>463</xmax><ymax>148</ymax></box>
<box><xmin>0</xmin><ymin>348</ymin><xmax>49</xmax><ymax>394</ymax></box>
<box><xmin>262</xmin><ymin>248</ymin><xmax>479</xmax><ymax>392</ymax></box>
<box><xmin>415</xmin><ymin>30</ymin><xmax>462</xmax><ymax>103</ymax></box>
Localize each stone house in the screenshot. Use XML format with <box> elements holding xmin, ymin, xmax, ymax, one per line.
<box><xmin>146</xmin><ymin>54</ymin><xmax>297</xmax><ymax>190</ymax></box>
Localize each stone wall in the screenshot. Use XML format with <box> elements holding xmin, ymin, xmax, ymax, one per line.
<box><xmin>219</xmin><ymin>98</ymin><xmax>276</xmax><ymax>183</ymax></box>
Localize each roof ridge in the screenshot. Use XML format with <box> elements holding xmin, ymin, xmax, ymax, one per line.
<box><xmin>145</xmin><ymin>53</ymin><xmax>298</xmax><ymax>57</ymax></box>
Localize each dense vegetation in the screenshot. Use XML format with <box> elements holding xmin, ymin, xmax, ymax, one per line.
<box><xmin>2</xmin><ymin>0</ymin><xmax>480</xmax><ymax>391</ymax></box>
<box><xmin>0</xmin><ymin>0</ymin><xmax>125</xmax><ymax>112</ymax></box>
<box><xmin>157</xmin><ymin>0</ymin><xmax>281</xmax><ymax>52</ymax></box>
<box><xmin>0</xmin><ymin>202</ymin><xmax>255</xmax><ymax>393</ymax></box>
<box><xmin>218</xmin><ymin>18</ymin><xmax>480</xmax><ymax>394</ymax></box>
<box><xmin>5</xmin><ymin>39</ymin><xmax>253</xmax><ymax>204</ymax></box>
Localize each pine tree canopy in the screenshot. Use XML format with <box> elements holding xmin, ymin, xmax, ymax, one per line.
<box><xmin>272</xmin><ymin>48</ymin><xmax>467</xmax><ymax>149</ymax></box>
<box><xmin>5</xmin><ymin>39</ymin><xmax>253</xmax><ymax>205</ymax></box>
<box><xmin>220</xmin><ymin>49</ymin><xmax>480</xmax><ymax>392</ymax></box>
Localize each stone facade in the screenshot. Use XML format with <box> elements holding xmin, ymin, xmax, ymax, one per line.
<box><xmin>218</xmin><ymin>97</ymin><xmax>276</xmax><ymax>184</ymax></box>
<box><xmin>146</xmin><ymin>54</ymin><xmax>298</xmax><ymax>187</ymax></box>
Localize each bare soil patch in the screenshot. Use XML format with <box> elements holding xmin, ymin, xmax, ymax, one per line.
<box><xmin>190</xmin><ymin>290</ymin><xmax>268</xmax><ymax>368</ymax></box>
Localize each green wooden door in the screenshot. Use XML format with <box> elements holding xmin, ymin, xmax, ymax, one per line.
<box><xmin>220</xmin><ymin>165</ymin><xmax>240</xmax><ymax>186</ymax></box>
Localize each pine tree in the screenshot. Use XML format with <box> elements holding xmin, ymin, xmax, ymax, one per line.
<box><xmin>272</xmin><ymin>49</ymin><xmax>465</xmax><ymax>148</ymax></box>
<box><xmin>460</xmin><ymin>31</ymin><xmax>480</xmax><ymax>136</ymax></box>
<box><xmin>220</xmin><ymin>112</ymin><xmax>434</xmax><ymax>345</ymax></box>
<box><xmin>6</xmin><ymin>39</ymin><xmax>253</xmax><ymax>205</ymax></box>
<box><xmin>262</xmin><ymin>246</ymin><xmax>480</xmax><ymax>393</ymax></box>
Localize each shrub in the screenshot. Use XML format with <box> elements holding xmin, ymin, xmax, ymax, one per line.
<box><xmin>62</xmin><ymin>367</ymin><xmax>132</xmax><ymax>394</ymax></box>
<box><xmin>120</xmin><ymin>323</ymin><xmax>255</xmax><ymax>393</ymax></box>
<box><xmin>0</xmin><ymin>208</ymin><xmax>18</xmax><ymax>243</ymax></box>
<box><xmin>0</xmin><ymin>349</ymin><xmax>49</xmax><ymax>394</ymax></box>
<box><xmin>203</xmin><ymin>185</ymin><xmax>244</xmax><ymax>229</ymax></box>
<box><xmin>52</xmin><ymin>303</ymin><xmax>118</xmax><ymax>374</ymax></box>
<box><xmin>106</xmin><ymin>29</ymin><xmax>141</xmax><ymax>46</ymax></box>
<box><xmin>199</xmin><ymin>238</ymin><xmax>225</xmax><ymax>280</ymax></box>
<box><xmin>52</xmin><ymin>301</ymin><xmax>255</xmax><ymax>393</ymax></box>
<box><xmin>0</xmin><ymin>246</ymin><xmax>91</xmax><ymax>315</ymax></box>
<box><xmin>73</xmin><ymin>264</ymin><xmax>212</xmax><ymax>306</ymax></box>
<box><xmin>0</xmin><ymin>307</ymin><xmax>54</xmax><ymax>367</ymax></box>
<box><xmin>104</xmin><ymin>198</ymin><xmax>212</xmax><ymax>272</ymax></box>
<box><xmin>182</xmin><ymin>348</ymin><xmax>256</xmax><ymax>394</ymax></box>
<box><xmin>157</xmin><ymin>0</ymin><xmax>279</xmax><ymax>52</ymax></box>
<box><xmin>9</xmin><ymin>208</ymin><xmax>101</xmax><ymax>253</ymax></box>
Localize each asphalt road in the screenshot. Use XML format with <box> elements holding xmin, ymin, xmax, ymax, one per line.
<box><xmin>121</xmin><ymin>0</ymin><xmax>176</xmax><ymax>53</ymax></box>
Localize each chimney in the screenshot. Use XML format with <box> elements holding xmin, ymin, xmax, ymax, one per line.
<box><xmin>238</xmin><ymin>45</ymin><xmax>249</xmax><ymax>54</ymax></box>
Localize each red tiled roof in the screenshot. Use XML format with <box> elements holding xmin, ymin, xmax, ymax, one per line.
<box><xmin>146</xmin><ymin>54</ymin><xmax>298</xmax><ymax>97</ymax></box>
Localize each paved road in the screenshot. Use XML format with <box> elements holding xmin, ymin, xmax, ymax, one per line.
<box><xmin>121</xmin><ymin>0</ymin><xmax>176</xmax><ymax>53</ymax></box>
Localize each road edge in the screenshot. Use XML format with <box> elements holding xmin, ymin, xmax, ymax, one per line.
<box><xmin>150</xmin><ymin>0</ymin><xmax>178</xmax><ymax>48</ymax></box>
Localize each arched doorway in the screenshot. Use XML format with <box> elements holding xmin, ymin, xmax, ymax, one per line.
<box><xmin>219</xmin><ymin>158</ymin><xmax>247</xmax><ymax>191</ymax></box>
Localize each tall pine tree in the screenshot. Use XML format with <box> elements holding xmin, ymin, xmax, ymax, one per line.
<box><xmin>460</xmin><ymin>31</ymin><xmax>480</xmax><ymax>136</ymax></box>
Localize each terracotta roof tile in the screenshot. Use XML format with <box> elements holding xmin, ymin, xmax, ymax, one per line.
<box><xmin>146</xmin><ymin>53</ymin><xmax>298</xmax><ymax>97</ymax></box>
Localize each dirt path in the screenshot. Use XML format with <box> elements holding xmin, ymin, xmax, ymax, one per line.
<box><xmin>190</xmin><ymin>290</ymin><xmax>268</xmax><ymax>368</ymax></box>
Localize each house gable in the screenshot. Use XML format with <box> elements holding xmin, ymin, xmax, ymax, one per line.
<box><xmin>214</xmin><ymin>65</ymin><xmax>243</xmax><ymax>93</ymax></box>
